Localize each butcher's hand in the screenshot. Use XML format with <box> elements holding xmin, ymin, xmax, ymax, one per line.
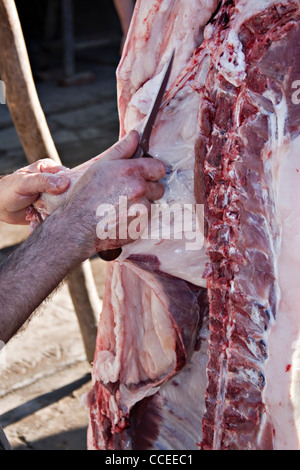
<box><xmin>61</xmin><ymin>130</ymin><xmax>166</xmax><ymax>260</ymax></box>
<box><xmin>0</xmin><ymin>132</ymin><xmax>165</xmax><ymax>344</ymax></box>
<box><xmin>0</xmin><ymin>160</ymin><xmax>70</xmax><ymax>225</ymax></box>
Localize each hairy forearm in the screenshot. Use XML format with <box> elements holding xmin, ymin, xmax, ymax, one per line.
<box><xmin>0</xmin><ymin>210</ymin><xmax>87</xmax><ymax>344</ymax></box>
<box><xmin>0</xmin><ymin>131</ymin><xmax>165</xmax><ymax>344</ymax></box>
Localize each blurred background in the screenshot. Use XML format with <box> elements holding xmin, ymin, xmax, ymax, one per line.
<box><xmin>0</xmin><ymin>0</ymin><xmax>123</xmax><ymax>176</ymax></box>
<box><xmin>0</xmin><ymin>0</ymin><xmax>132</xmax><ymax>450</ymax></box>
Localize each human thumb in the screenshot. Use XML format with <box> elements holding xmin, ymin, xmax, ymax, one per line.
<box><xmin>29</xmin><ymin>173</ymin><xmax>71</xmax><ymax>195</ymax></box>
<box><xmin>99</xmin><ymin>130</ymin><xmax>139</xmax><ymax>162</ymax></box>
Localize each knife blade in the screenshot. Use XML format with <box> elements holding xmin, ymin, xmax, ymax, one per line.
<box><xmin>98</xmin><ymin>50</ymin><xmax>175</xmax><ymax>262</ymax></box>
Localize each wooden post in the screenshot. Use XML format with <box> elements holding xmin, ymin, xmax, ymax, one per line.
<box><xmin>67</xmin><ymin>262</ymin><xmax>101</xmax><ymax>363</ymax></box>
<box><xmin>0</xmin><ymin>0</ymin><xmax>101</xmax><ymax>363</ymax></box>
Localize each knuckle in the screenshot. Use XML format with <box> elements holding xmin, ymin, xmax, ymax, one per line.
<box><xmin>122</xmin><ymin>166</ymin><xmax>136</xmax><ymax>180</ymax></box>
<box><xmin>131</xmin><ymin>180</ymin><xmax>145</xmax><ymax>199</ymax></box>
<box><xmin>122</xmin><ymin>161</ymin><xmax>135</xmax><ymax>174</ymax></box>
<box><xmin>33</xmin><ymin>159</ymin><xmax>46</xmax><ymax>171</ymax></box>
<box><xmin>38</xmin><ymin>159</ymin><xmax>49</xmax><ymax>170</ymax></box>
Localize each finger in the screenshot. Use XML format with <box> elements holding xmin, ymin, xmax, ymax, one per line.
<box><xmin>5</xmin><ymin>172</ymin><xmax>71</xmax><ymax>212</ymax></box>
<box><xmin>39</xmin><ymin>163</ymin><xmax>69</xmax><ymax>174</ymax></box>
<box><xmin>127</xmin><ymin>196</ymin><xmax>152</xmax><ymax>231</ymax></box>
<box><xmin>16</xmin><ymin>173</ymin><xmax>71</xmax><ymax>198</ymax></box>
<box><xmin>26</xmin><ymin>159</ymin><xmax>68</xmax><ymax>174</ymax></box>
<box><xmin>1</xmin><ymin>208</ymin><xmax>30</xmax><ymax>225</ymax></box>
<box><xmin>131</xmin><ymin>158</ymin><xmax>166</xmax><ymax>182</ymax></box>
<box><xmin>145</xmin><ymin>181</ymin><xmax>165</xmax><ymax>201</ymax></box>
<box><xmin>99</xmin><ymin>130</ymin><xmax>140</xmax><ymax>162</ymax></box>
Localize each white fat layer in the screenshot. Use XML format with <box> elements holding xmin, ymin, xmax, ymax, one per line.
<box><xmin>93</xmin><ymin>261</ymin><xmax>177</xmax><ymax>415</ymax></box>
<box><xmin>93</xmin><ymin>263</ymin><xmax>124</xmax><ymax>384</ymax></box>
<box><xmin>118</xmin><ymin>0</ymin><xmax>220</xmax><ymax>103</ymax></box>
<box><xmin>121</xmin><ymin>85</ymin><xmax>208</xmax><ymax>287</ymax></box>
<box><xmin>264</xmin><ymin>134</ymin><xmax>300</xmax><ymax>450</ymax></box>
<box><xmin>216</xmin><ymin>29</ymin><xmax>246</xmax><ymax>87</ymax></box>
<box><xmin>264</xmin><ymin>89</ymin><xmax>289</xmax><ymax>152</ymax></box>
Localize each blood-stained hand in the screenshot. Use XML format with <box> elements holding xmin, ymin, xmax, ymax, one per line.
<box><xmin>0</xmin><ymin>159</ymin><xmax>70</xmax><ymax>225</ymax></box>
<box><xmin>60</xmin><ymin>130</ymin><xmax>166</xmax><ymax>259</ymax></box>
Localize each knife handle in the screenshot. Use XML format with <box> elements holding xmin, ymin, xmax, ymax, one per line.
<box><xmin>98</xmin><ymin>247</ymin><xmax>122</xmax><ymax>262</ymax></box>
<box><xmin>131</xmin><ymin>145</ymin><xmax>145</xmax><ymax>160</ymax></box>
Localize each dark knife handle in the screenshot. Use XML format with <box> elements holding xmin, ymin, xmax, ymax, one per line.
<box><xmin>131</xmin><ymin>145</ymin><xmax>145</xmax><ymax>160</ymax></box>
<box><xmin>98</xmin><ymin>247</ymin><xmax>122</xmax><ymax>262</ymax></box>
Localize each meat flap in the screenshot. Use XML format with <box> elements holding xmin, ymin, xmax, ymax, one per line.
<box><xmin>87</xmin><ymin>256</ymin><xmax>204</xmax><ymax>449</ymax></box>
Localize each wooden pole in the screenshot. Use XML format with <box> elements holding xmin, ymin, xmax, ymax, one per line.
<box><xmin>67</xmin><ymin>262</ymin><xmax>101</xmax><ymax>363</ymax></box>
<box><xmin>0</xmin><ymin>0</ymin><xmax>101</xmax><ymax>363</ymax></box>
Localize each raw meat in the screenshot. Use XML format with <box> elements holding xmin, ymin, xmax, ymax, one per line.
<box><xmin>86</xmin><ymin>0</ymin><xmax>219</xmax><ymax>450</ymax></box>
<box><xmin>87</xmin><ymin>256</ymin><xmax>207</xmax><ymax>450</ymax></box>
<box><xmin>86</xmin><ymin>0</ymin><xmax>300</xmax><ymax>451</ymax></box>
<box><xmin>198</xmin><ymin>1</ymin><xmax>300</xmax><ymax>450</ymax></box>
<box><xmin>32</xmin><ymin>0</ymin><xmax>300</xmax><ymax>451</ymax></box>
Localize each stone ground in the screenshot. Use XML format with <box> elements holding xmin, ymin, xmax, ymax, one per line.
<box><xmin>0</xmin><ymin>45</ymin><xmax>121</xmax><ymax>450</ymax></box>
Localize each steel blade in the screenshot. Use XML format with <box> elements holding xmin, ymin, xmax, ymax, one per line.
<box><xmin>139</xmin><ymin>50</ymin><xmax>175</xmax><ymax>154</ymax></box>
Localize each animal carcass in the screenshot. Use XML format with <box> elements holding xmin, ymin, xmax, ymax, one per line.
<box><xmin>86</xmin><ymin>0</ymin><xmax>300</xmax><ymax>451</ymax></box>
<box><xmin>32</xmin><ymin>0</ymin><xmax>300</xmax><ymax>450</ymax></box>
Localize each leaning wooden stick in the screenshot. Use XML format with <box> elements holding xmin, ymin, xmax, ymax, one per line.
<box><xmin>0</xmin><ymin>0</ymin><xmax>101</xmax><ymax>363</ymax></box>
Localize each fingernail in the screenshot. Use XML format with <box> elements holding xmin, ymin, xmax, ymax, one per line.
<box><xmin>50</xmin><ymin>175</ymin><xmax>70</xmax><ymax>188</ymax></box>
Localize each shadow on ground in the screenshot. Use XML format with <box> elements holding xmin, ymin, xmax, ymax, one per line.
<box><xmin>0</xmin><ymin>374</ymin><xmax>91</xmax><ymax>428</ymax></box>
<box><xmin>14</xmin><ymin>427</ymin><xmax>88</xmax><ymax>450</ymax></box>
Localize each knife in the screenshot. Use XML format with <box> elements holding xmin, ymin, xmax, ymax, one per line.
<box><xmin>98</xmin><ymin>51</ymin><xmax>175</xmax><ymax>262</ymax></box>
